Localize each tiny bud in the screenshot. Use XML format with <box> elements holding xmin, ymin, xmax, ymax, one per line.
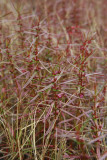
<box><xmin>22</xmin><ymin>69</ymin><xmax>26</xmax><ymax>73</ymax></box>
<box><xmin>56</xmin><ymin>110</ymin><xmax>59</xmax><ymax>114</ymax></box>
<box><xmin>97</xmin><ymin>140</ymin><xmax>101</xmax><ymax>143</ymax></box>
<box><xmin>80</xmin><ymin>93</ymin><xmax>84</xmax><ymax>98</ymax></box>
<box><xmin>91</xmin><ymin>126</ymin><xmax>94</xmax><ymax>130</ymax></box>
<box><xmin>97</xmin><ymin>105</ymin><xmax>100</xmax><ymax>109</ymax></box>
<box><xmin>93</xmin><ymin>135</ymin><xmax>96</xmax><ymax>138</ymax></box>
<box><xmin>99</xmin><ymin>125</ymin><xmax>102</xmax><ymax>130</ymax></box>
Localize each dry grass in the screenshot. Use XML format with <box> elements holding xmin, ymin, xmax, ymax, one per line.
<box><xmin>0</xmin><ymin>0</ymin><xmax>107</xmax><ymax>160</ymax></box>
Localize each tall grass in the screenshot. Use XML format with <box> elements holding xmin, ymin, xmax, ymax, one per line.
<box><xmin>0</xmin><ymin>0</ymin><xmax>106</xmax><ymax>159</ymax></box>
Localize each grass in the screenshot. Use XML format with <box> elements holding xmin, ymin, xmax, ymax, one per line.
<box><xmin>0</xmin><ymin>0</ymin><xmax>107</xmax><ymax>159</ymax></box>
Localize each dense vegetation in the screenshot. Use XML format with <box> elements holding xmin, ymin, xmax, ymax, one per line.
<box><xmin>0</xmin><ymin>0</ymin><xmax>107</xmax><ymax>159</ymax></box>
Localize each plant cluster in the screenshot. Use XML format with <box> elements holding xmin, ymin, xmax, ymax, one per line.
<box><xmin>0</xmin><ymin>0</ymin><xmax>106</xmax><ymax>160</ymax></box>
